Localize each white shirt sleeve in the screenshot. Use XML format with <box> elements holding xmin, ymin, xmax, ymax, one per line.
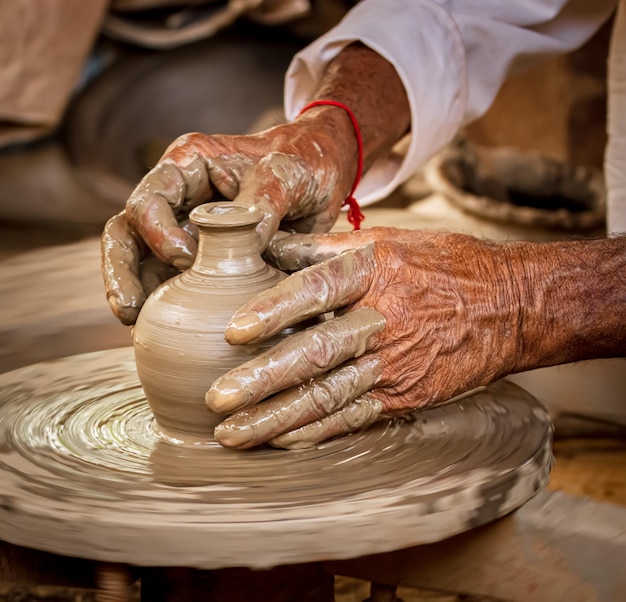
<box><xmin>607</xmin><ymin>0</ymin><xmax>626</xmax><ymax>234</ymax></box>
<box><xmin>284</xmin><ymin>0</ymin><xmax>617</xmax><ymax>206</ymax></box>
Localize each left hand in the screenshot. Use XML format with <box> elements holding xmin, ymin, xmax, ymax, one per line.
<box><xmin>101</xmin><ymin>109</ymin><xmax>357</xmax><ymax>325</ymax></box>
<box><xmin>206</xmin><ymin>228</ymin><xmax>525</xmax><ymax>449</ymax></box>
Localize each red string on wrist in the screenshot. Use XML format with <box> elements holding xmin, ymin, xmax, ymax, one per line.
<box><xmin>298</xmin><ymin>100</ymin><xmax>365</xmax><ymax>230</ymax></box>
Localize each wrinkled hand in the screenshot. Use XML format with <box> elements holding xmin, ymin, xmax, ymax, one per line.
<box><xmin>101</xmin><ymin>113</ymin><xmax>355</xmax><ymax>325</ymax></box>
<box><xmin>207</xmin><ymin>228</ymin><xmax>525</xmax><ymax>449</ymax></box>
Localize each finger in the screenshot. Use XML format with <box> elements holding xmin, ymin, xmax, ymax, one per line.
<box><xmin>135</xmin><ymin>219</ymin><xmax>196</xmax><ymax>296</ymax></box>
<box><xmin>213</xmin><ymin>357</ymin><xmax>383</xmax><ymax>449</ymax></box>
<box><xmin>101</xmin><ymin>212</ymin><xmax>147</xmax><ymax>325</ymax></box>
<box><xmin>138</xmin><ymin>255</ymin><xmax>179</xmax><ymax>299</ymax></box>
<box><xmin>233</xmin><ymin>154</ymin><xmax>295</xmax><ymax>251</ymax></box>
<box><xmin>225</xmin><ymin>245</ymin><xmax>377</xmax><ymax>345</ymax></box>
<box><xmin>234</xmin><ymin>150</ymin><xmax>343</xmax><ymax>251</ymax></box>
<box><xmin>235</xmin><ymin>178</ymin><xmax>281</xmax><ymax>251</ymax></box>
<box><xmin>125</xmin><ymin>160</ymin><xmax>207</xmax><ymax>269</ymax></box>
<box><xmin>266</xmin><ymin>230</ymin><xmax>381</xmax><ymax>272</ymax></box>
<box><xmin>278</xmin><ymin>201</ymin><xmax>342</xmax><ymax>238</ymax></box>
<box><xmin>206</xmin><ymin>306</ymin><xmax>385</xmax><ymax>413</ymax></box>
<box><xmin>270</xmin><ymin>395</ymin><xmax>384</xmax><ymax>450</ymax></box>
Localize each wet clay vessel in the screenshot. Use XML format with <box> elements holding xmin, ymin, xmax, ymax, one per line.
<box><xmin>133</xmin><ymin>202</ymin><xmax>285</xmax><ymax>440</ymax></box>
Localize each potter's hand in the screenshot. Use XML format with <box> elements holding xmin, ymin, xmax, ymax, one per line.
<box><xmin>101</xmin><ymin>42</ymin><xmax>411</xmax><ymax>326</ymax></box>
<box><xmin>101</xmin><ymin>111</ymin><xmax>357</xmax><ymax>325</ymax></box>
<box><xmin>207</xmin><ymin>228</ymin><xmax>525</xmax><ymax>449</ymax></box>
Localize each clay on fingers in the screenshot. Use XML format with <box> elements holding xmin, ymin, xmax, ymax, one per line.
<box><xmin>225</xmin><ymin>245</ymin><xmax>377</xmax><ymax>345</ymax></box>
<box><xmin>214</xmin><ymin>356</ymin><xmax>384</xmax><ymax>449</ymax></box>
<box><xmin>269</xmin><ymin>395</ymin><xmax>384</xmax><ymax>450</ymax></box>
<box><xmin>207</xmin><ymin>307</ymin><xmax>386</xmax><ymax>413</ymax></box>
<box><xmin>101</xmin><ymin>212</ymin><xmax>147</xmax><ymax>325</ymax></box>
<box><xmin>138</xmin><ymin>255</ymin><xmax>179</xmax><ymax>300</ymax></box>
<box><xmin>125</xmin><ymin>162</ymin><xmax>201</xmax><ymax>269</ymax></box>
<box><xmin>266</xmin><ymin>230</ymin><xmax>381</xmax><ymax>272</ymax></box>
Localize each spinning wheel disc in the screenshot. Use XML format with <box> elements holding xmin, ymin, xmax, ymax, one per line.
<box><xmin>0</xmin><ymin>348</ymin><xmax>552</xmax><ymax>568</ymax></box>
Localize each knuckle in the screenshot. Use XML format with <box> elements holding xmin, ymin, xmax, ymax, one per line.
<box><xmin>308</xmin><ymin>381</ymin><xmax>337</xmax><ymax>418</ymax></box>
<box><xmin>339</xmin><ymin>409</ymin><xmax>362</xmax><ymax>430</ymax></box>
<box><xmin>166</xmin><ymin>132</ymin><xmax>205</xmax><ymax>154</ymax></box>
<box><xmin>305</xmin><ymin>331</ymin><xmax>337</xmax><ymax>369</ymax></box>
<box><xmin>301</xmin><ymin>268</ymin><xmax>334</xmax><ymax>308</ymax></box>
<box><xmin>102</xmin><ymin>212</ymin><xmax>126</xmax><ymax>239</ymax></box>
<box><xmin>339</xmin><ymin>399</ymin><xmax>380</xmax><ymax>430</ymax></box>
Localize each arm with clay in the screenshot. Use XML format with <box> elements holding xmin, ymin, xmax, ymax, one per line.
<box><xmin>201</xmin><ymin>0</ymin><xmax>622</xmax><ymax>449</ymax></box>
<box><xmin>101</xmin><ymin>0</ymin><xmax>616</xmax><ymax>325</ymax></box>
<box><xmin>209</xmin><ymin>231</ymin><xmax>626</xmax><ymax>449</ymax></box>
<box><xmin>100</xmin><ymin>45</ymin><xmax>409</xmax><ymax>325</ymax></box>
<box><xmin>285</xmin><ymin>0</ymin><xmax>617</xmax><ymax>205</ymax></box>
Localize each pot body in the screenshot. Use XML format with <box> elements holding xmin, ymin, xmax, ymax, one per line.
<box><xmin>133</xmin><ymin>203</ymin><xmax>285</xmax><ymax>440</ymax></box>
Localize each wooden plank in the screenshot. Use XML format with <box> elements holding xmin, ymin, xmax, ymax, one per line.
<box><xmin>328</xmin><ymin>491</ymin><xmax>626</xmax><ymax>602</ymax></box>
<box><xmin>0</xmin><ymin>238</ymin><xmax>129</xmax><ymax>374</ymax></box>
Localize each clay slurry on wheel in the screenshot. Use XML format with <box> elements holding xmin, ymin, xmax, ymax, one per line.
<box><xmin>0</xmin><ymin>347</ymin><xmax>552</xmax><ymax>568</ymax></box>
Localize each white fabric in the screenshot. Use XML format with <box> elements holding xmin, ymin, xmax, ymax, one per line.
<box><xmin>607</xmin><ymin>0</ymin><xmax>626</xmax><ymax>234</ymax></box>
<box><xmin>284</xmin><ymin>0</ymin><xmax>617</xmax><ymax>206</ymax></box>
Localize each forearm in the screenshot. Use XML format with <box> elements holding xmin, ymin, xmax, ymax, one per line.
<box><xmin>295</xmin><ymin>43</ymin><xmax>410</xmax><ymax>190</ymax></box>
<box><xmin>507</xmin><ymin>237</ymin><xmax>626</xmax><ymax>372</ymax></box>
<box><xmin>286</xmin><ymin>0</ymin><xmax>615</xmax><ymax>205</ymax></box>
<box><xmin>314</xmin><ymin>43</ymin><xmax>410</xmax><ymax>172</ymax></box>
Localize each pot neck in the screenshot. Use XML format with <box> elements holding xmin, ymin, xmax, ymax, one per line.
<box><xmin>187</xmin><ymin>202</ymin><xmax>269</xmax><ymax>279</ymax></box>
<box><xmin>192</xmin><ymin>223</ymin><xmax>267</xmax><ymax>278</ymax></box>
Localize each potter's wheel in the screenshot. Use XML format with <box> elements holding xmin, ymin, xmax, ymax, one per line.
<box><xmin>0</xmin><ymin>347</ymin><xmax>552</xmax><ymax>569</ymax></box>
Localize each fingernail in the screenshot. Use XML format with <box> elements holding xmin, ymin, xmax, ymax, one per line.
<box><xmin>172</xmin><ymin>254</ymin><xmax>193</xmax><ymax>270</ymax></box>
<box><xmin>205</xmin><ymin>377</ymin><xmax>250</xmax><ymax>412</ymax></box>
<box><xmin>108</xmin><ymin>294</ymin><xmax>138</xmax><ymax>326</ymax></box>
<box><xmin>214</xmin><ymin>422</ymin><xmax>254</xmax><ymax>448</ymax></box>
<box><xmin>117</xmin><ymin>308</ymin><xmax>139</xmax><ymax>327</ymax></box>
<box><xmin>225</xmin><ymin>312</ymin><xmax>265</xmax><ymax>345</ymax></box>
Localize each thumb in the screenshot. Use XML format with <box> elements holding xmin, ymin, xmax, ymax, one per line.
<box><xmin>233</xmin><ymin>153</ymin><xmax>298</xmax><ymax>251</ymax></box>
<box><xmin>278</xmin><ymin>201</ymin><xmax>342</xmax><ymax>238</ymax></box>
<box><xmin>265</xmin><ymin>230</ymin><xmax>383</xmax><ymax>272</ymax></box>
<box><xmin>235</xmin><ymin>177</ymin><xmax>282</xmax><ymax>251</ymax></box>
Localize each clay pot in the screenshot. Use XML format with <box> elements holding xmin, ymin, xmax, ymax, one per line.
<box><xmin>133</xmin><ymin>202</ymin><xmax>285</xmax><ymax>441</ymax></box>
<box><xmin>425</xmin><ymin>139</ymin><xmax>606</xmax><ymax>231</ymax></box>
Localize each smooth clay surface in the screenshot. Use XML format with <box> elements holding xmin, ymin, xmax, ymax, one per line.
<box><xmin>0</xmin><ymin>347</ymin><xmax>552</xmax><ymax>569</ymax></box>
<box><xmin>133</xmin><ymin>202</ymin><xmax>286</xmax><ymax>439</ymax></box>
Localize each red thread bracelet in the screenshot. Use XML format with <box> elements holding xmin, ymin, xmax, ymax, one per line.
<box><xmin>298</xmin><ymin>100</ymin><xmax>365</xmax><ymax>230</ymax></box>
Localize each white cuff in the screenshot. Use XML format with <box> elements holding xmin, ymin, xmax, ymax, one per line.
<box><xmin>284</xmin><ymin>0</ymin><xmax>467</xmax><ymax>206</ymax></box>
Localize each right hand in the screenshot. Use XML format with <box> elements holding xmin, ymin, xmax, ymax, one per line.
<box><xmin>206</xmin><ymin>227</ymin><xmax>526</xmax><ymax>449</ymax></box>
<box><xmin>101</xmin><ymin>110</ymin><xmax>358</xmax><ymax>325</ymax></box>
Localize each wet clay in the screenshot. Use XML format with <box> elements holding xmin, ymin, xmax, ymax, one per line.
<box><xmin>132</xmin><ymin>202</ymin><xmax>286</xmax><ymax>439</ymax></box>
<box><xmin>0</xmin><ymin>347</ymin><xmax>552</xmax><ymax>569</ymax></box>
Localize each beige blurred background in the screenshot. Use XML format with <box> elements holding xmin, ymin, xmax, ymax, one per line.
<box><xmin>0</xmin><ymin>3</ymin><xmax>624</xmax><ymax>598</ymax></box>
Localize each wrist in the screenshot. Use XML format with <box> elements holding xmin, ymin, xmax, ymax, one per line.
<box><xmin>498</xmin><ymin>243</ymin><xmax>551</xmax><ymax>374</ymax></box>
<box><xmin>501</xmin><ymin>238</ymin><xmax>626</xmax><ymax>373</ymax></box>
<box><xmin>310</xmin><ymin>43</ymin><xmax>410</xmax><ymax>173</ymax></box>
<box><xmin>296</xmin><ymin>105</ymin><xmax>359</xmax><ymax>201</ymax></box>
